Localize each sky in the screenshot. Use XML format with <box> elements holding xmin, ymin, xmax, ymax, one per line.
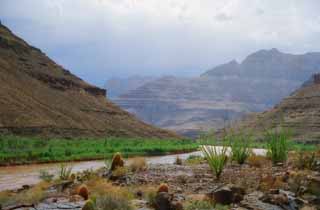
<box><xmin>1</xmin><ymin>0</ymin><xmax>320</xmax><ymax>86</ymax></box>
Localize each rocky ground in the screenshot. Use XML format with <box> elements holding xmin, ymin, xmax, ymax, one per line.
<box><xmin>0</xmin><ymin>153</ymin><xmax>319</xmax><ymax>210</ymax></box>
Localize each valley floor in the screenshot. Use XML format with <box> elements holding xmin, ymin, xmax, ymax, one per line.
<box><xmin>0</xmin><ymin>151</ymin><xmax>319</xmax><ymax>210</ymax></box>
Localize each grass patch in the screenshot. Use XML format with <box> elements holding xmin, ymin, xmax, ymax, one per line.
<box><xmin>0</xmin><ymin>135</ymin><xmax>198</xmax><ymax>165</ymax></box>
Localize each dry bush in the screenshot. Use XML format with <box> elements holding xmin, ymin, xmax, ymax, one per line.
<box><xmin>111</xmin><ymin>152</ymin><xmax>124</xmax><ymax>171</ymax></box>
<box><xmin>247</xmin><ymin>154</ymin><xmax>269</xmax><ymax>168</ymax></box>
<box><xmin>259</xmin><ymin>175</ymin><xmax>286</xmax><ymax>192</ymax></box>
<box><xmin>85</xmin><ymin>178</ymin><xmax>133</xmax><ymax>200</ymax></box>
<box><xmin>175</xmin><ymin>156</ymin><xmax>183</xmax><ymax>165</ymax></box>
<box><xmin>96</xmin><ymin>194</ymin><xmax>133</xmax><ymax>210</ymax></box>
<box><xmin>129</xmin><ymin>157</ymin><xmax>147</xmax><ymax>172</ymax></box>
<box><xmin>293</xmin><ymin>151</ymin><xmax>317</xmax><ymax>170</ymax></box>
<box><xmin>112</xmin><ymin>166</ymin><xmax>128</xmax><ymax>178</ymax></box>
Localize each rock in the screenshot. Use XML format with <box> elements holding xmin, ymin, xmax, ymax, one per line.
<box><xmin>208</xmin><ymin>184</ymin><xmax>245</xmax><ymax>205</ymax></box>
<box><xmin>171</xmin><ymin>201</ymin><xmax>184</xmax><ymax>210</ymax></box>
<box><xmin>70</xmin><ymin>195</ymin><xmax>84</xmax><ymax>202</ymax></box>
<box><xmin>241</xmin><ymin>191</ymin><xmax>283</xmax><ymax>210</ymax></box>
<box><xmin>155</xmin><ymin>192</ymin><xmax>172</xmax><ymax>210</ymax></box>
<box><xmin>300</xmin><ymin>206</ymin><xmax>318</xmax><ymax>210</ymax></box>
<box><xmin>308</xmin><ymin>176</ymin><xmax>320</xmax><ymax>196</ymax></box>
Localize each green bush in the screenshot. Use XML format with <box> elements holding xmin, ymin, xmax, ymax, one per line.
<box><xmin>228</xmin><ymin>132</ymin><xmax>251</xmax><ymax>165</ymax></box>
<box><xmin>185</xmin><ymin>200</ymin><xmax>217</xmax><ymax>210</ymax></box>
<box><xmin>266</xmin><ymin>128</ymin><xmax>290</xmax><ymax>164</ymax></box>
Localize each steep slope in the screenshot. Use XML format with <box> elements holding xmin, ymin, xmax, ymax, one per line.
<box><xmin>0</xmin><ymin>23</ymin><xmax>179</xmax><ymax>139</ymax></box>
<box><xmin>227</xmin><ymin>74</ymin><xmax>320</xmax><ymax>143</ymax></box>
<box><xmin>114</xmin><ymin>49</ymin><xmax>320</xmax><ymax>137</ymax></box>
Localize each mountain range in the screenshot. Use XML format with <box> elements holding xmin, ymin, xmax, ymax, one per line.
<box><xmin>111</xmin><ymin>48</ymin><xmax>320</xmax><ymax>137</ymax></box>
<box><xmin>0</xmin><ymin>23</ymin><xmax>179</xmax><ymax>139</ymax></box>
<box><xmin>225</xmin><ymin>73</ymin><xmax>320</xmax><ymax>143</ymax></box>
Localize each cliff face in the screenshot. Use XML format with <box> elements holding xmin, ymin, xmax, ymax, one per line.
<box><xmin>0</xmin><ymin>23</ymin><xmax>179</xmax><ymax>139</ymax></box>
<box><xmin>228</xmin><ymin>73</ymin><xmax>320</xmax><ymax>143</ymax></box>
<box><xmin>114</xmin><ymin>49</ymin><xmax>320</xmax><ymax>138</ymax></box>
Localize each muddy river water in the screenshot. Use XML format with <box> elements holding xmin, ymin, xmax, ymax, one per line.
<box><xmin>0</xmin><ymin>147</ymin><xmax>266</xmax><ymax>191</ymax></box>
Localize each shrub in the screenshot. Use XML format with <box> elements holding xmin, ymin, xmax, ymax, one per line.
<box><xmin>110</xmin><ymin>152</ymin><xmax>124</xmax><ymax>171</ymax></box>
<box><xmin>266</xmin><ymin>128</ymin><xmax>290</xmax><ymax>164</ymax></box>
<box><xmin>295</xmin><ymin>150</ymin><xmax>317</xmax><ymax>170</ymax></box>
<box><xmin>175</xmin><ymin>156</ymin><xmax>183</xmax><ymax>165</ymax></box>
<box><xmin>247</xmin><ymin>154</ymin><xmax>268</xmax><ymax>168</ymax></box>
<box><xmin>228</xmin><ymin>132</ymin><xmax>251</xmax><ymax>165</ymax></box>
<box><xmin>58</xmin><ymin>164</ymin><xmax>73</xmax><ymax>180</ymax></box>
<box><xmin>39</xmin><ymin>169</ymin><xmax>54</xmax><ymax>182</ymax></box>
<box><xmin>185</xmin><ymin>200</ymin><xmax>214</xmax><ymax>210</ymax></box>
<box><xmin>185</xmin><ymin>155</ymin><xmax>204</xmax><ymax>165</ymax></box>
<box><xmin>95</xmin><ymin>194</ymin><xmax>133</xmax><ymax>210</ymax></box>
<box><xmin>78</xmin><ymin>185</ymin><xmax>89</xmax><ymax>200</ymax></box>
<box><xmin>129</xmin><ymin>157</ymin><xmax>147</xmax><ymax>172</ymax></box>
<box><xmin>111</xmin><ymin>167</ymin><xmax>127</xmax><ymax>178</ymax></box>
<box><xmin>201</xmin><ymin>145</ymin><xmax>228</xmax><ymax>180</ymax></box>
<box><xmin>82</xmin><ymin>199</ymin><xmax>95</xmax><ymax>210</ymax></box>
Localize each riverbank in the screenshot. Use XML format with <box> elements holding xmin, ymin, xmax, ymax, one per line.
<box><xmin>0</xmin><ymin>150</ymin><xmax>319</xmax><ymax>210</ymax></box>
<box><xmin>0</xmin><ymin>136</ymin><xmax>198</xmax><ymax>166</ymax></box>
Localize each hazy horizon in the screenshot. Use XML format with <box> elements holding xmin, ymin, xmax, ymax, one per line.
<box><xmin>1</xmin><ymin>0</ymin><xmax>320</xmax><ymax>87</ymax></box>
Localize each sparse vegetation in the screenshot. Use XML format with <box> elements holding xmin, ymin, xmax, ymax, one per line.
<box><xmin>82</xmin><ymin>199</ymin><xmax>95</xmax><ymax>210</ymax></box>
<box><xmin>228</xmin><ymin>132</ymin><xmax>251</xmax><ymax>165</ymax></box>
<box><xmin>185</xmin><ymin>155</ymin><xmax>205</xmax><ymax>165</ymax></box>
<box><xmin>39</xmin><ymin>169</ymin><xmax>54</xmax><ymax>182</ymax></box>
<box><xmin>201</xmin><ymin>145</ymin><xmax>228</xmax><ymax>180</ymax></box>
<box><xmin>247</xmin><ymin>154</ymin><xmax>268</xmax><ymax>168</ymax></box>
<box><xmin>111</xmin><ymin>152</ymin><xmax>125</xmax><ymax>171</ymax></box>
<box><xmin>129</xmin><ymin>157</ymin><xmax>147</xmax><ymax>172</ymax></box>
<box><xmin>185</xmin><ymin>200</ymin><xmax>214</xmax><ymax>210</ymax></box>
<box><xmin>0</xmin><ymin>136</ymin><xmax>198</xmax><ymax>165</ymax></box>
<box><xmin>175</xmin><ymin>156</ymin><xmax>183</xmax><ymax>165</ymax></box>
<box><xmin>96</xmin><ymin>194</ymin><xmax>133</xmax><ymax>210</ymax></box>
<box><xmin>266</xmin><ymin>128</ymin><xmax>290</xmax><ymax>164</ymax></box>
<box><xmin>294</xmin><ymin>150</ymin><xmax>318</xmax><ymax>170</ymax></box>
<box><xmin>58</xmin><ymin>164</ymin><xmax>73</xmax><ymax>180</ymax></box>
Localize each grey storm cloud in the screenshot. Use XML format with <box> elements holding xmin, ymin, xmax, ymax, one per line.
<box><xmin>0</xmin><ymin>0</ymin><xmax>320</xmax><ymax>86</ymax></box>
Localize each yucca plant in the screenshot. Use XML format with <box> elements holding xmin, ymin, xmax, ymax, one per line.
<box><xmin>201</xmin><ymin>145</ymin><xmax>228</xmax><ymax>180</ymax></box>
<box><xmin>266</xmin><ymin>127</ymin><xmax>290</xmax><ymax>164</ymax></box>
<box><xmin>200</xmin><ymin>132</ymin><xmax>228</xmax><ymax>180</ymax></box>
<box><xmin>228</xmin><ymin>132</ymin><xmax>251</xmax><ymax>165</ymax></box>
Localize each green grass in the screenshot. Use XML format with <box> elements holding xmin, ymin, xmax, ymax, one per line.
<box><xmin>0</xmin><ymin>135</ymin><xmax>199</xmax><ymax>165</ymax></box>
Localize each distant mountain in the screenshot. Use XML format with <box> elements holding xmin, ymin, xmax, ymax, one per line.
<box><xmin>105</xmin><ymin>76</ymin><xmax>156</xmax><ymax>98</ymax></box>
<box><xmin>226</xmin><ymin>73</ymin><xmax>320</xmax><ymax>143</ymax></box>
<box><xmin>112</xmin><ymin>49</ymin><xmax>320</xmax><ymax>138</ymax></box>
<box><xmin>0</xmin><ymin>23</ymin><xmax>179</xmax><ymax>139</ymax></box>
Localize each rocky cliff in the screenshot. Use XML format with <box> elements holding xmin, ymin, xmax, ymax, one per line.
<box><xmin>0</xmin><ymin>23</ymin><xmax>180</xmax><ymax>139</ymax></box>
<box><xmin>113</xmin><ymin>49</ymin><xmax>320</xmax><ymax>138</ymax></box>
<box><xmin>227</xmin><ymin>73</ymin><xmax>320</xmax><ymax>143</ymax></box>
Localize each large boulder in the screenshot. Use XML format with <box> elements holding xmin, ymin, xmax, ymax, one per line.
<box><xmin>207</xmin><ymin>184</ymin><xmax>245</xmax><ymax>205</ymax></box>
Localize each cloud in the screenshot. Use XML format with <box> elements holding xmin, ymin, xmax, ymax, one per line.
<box><xmin>0</xmin><ymin>0</ymin><xmax>320</xmax><ymax>86</ymax></box>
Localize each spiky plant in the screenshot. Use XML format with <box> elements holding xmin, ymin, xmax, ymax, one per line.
<box><xmin>228</xmin><ymin>132</ymin><xmax>252</xmax><ymax>165</ymax></box>
<box><xmin>266</xmin><ymin>127</ymin><xmax>290</xmax><ymax>164</ymax></box>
